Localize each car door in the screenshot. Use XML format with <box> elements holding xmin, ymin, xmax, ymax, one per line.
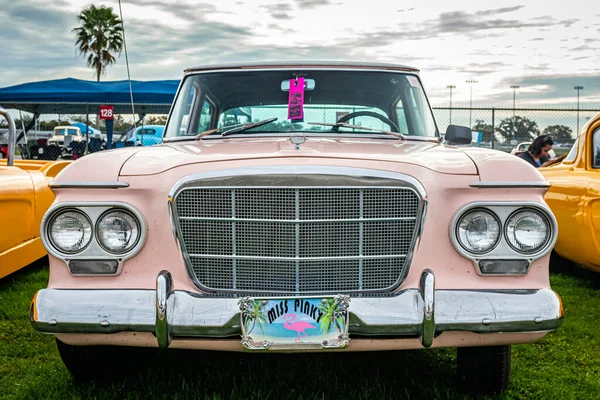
<box><xmin>581</xmin><ymin>126</ymin><xmax>600</xmax><ymax>269</ymax></box>
<box><xmin>542</xmin><ymin>159</ymin><xmax>589</xmax><ymax>265</ymax></box>
<box><xmin>0</xmin><ymin>166</ymin><xmax>35</xmax><ymax>278</ymax></box>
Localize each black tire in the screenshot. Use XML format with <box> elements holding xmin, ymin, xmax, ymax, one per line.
<box><xmin>456</xmin><ymin>345</ymin><xmax>511</xmax><ymax>395</ymax></box>
<box><xmin>549</xmin><ymin>250</ymin><xmax>576</xmax><ymax>274</ymax></box>
<box><xmin>56</xmin><ymin>338</ymin><xmax>152</xmax><ymax>381</ymax></box>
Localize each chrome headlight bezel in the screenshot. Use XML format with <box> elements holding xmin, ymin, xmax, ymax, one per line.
<box><xmin>455</xmin><ymin>208</ymin><xmax>501</xmax><ymax>255</ymax></box>
<box><xmin>95</xmin><ymin>209</ymin><xmax>142</xmax><ymax>255</ymax></box>
<box><xmin>46</xmin><ymin>208</ymin><xmax>94</xmax><ymax>254</ymax></box>
<box><xmin>504</xmin><ymin>208</ymin><xmax>552</xmax><ymax>254</ymax></box>
<box><xmin>41</xmin><ymin>202</ymin><xmax>147</xmax><ymax>276</ymax></box>
<box><xmin>450</xmin><ymin>201</ymin><xmax>558</xmax><ymax>275</ymax></box>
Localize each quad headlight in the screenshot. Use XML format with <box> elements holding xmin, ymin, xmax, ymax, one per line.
<box><xmin>96</xmin><ymin>209</ymin><xmax>141</xmax><ymax>254</ymax></box>
<box><xmin>456</xmin><ymin>209</ymin><xmax>501</xmax><ymax>254</ymax></box>
<box><xmin>505</xmin><ymin>208</ymin><xmax>551</xmax><ymax>254</ymax></box>
<box><xmin>43</xmin><ymin>204</ymin><xmax>145</xmax><ymax>265</ymax></box>
<box><xmin>48</xmin><ymin>210</ymin><xmax>93</xmax><ymax>254</ymax></box>
<box><xmin>452</xmin><ymin>203</ymin><xmax>557</xmax><ymax>273</ymax></box>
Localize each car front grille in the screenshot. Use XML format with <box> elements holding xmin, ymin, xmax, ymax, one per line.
<box><xmin>172</xmin><ymin>176</ymin><xmax>423</xmax><ymax>296</ymax></box>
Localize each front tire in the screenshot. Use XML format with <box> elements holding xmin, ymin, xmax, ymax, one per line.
<box><xmin>456</xmin><ymin>345</ymin><xmax>511</xmax><ymax>395</ymax></box>
<box><xmin>549</xmin><ymin>250</ymin><xmax>576</xmax><ymax>274</ymax></box>
<box><xmin>56</xmin><ymin>338</ymin><xmax>152</xmax><ymax>381</ymax></box>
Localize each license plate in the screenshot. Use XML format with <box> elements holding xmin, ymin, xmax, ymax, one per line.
<box><xmin>238</xmin><ymin>295</ymin><xmax>350</xmax><ymax>350</ymax></box>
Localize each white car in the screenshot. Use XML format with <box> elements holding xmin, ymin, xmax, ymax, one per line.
<box><xmin>48</xmin><ymin>126</ymin><xmax>84</xmax><ymax>147</ymax></box>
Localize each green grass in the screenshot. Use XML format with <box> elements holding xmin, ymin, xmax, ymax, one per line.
<box><xmin>1</xmin><ymin>260</ymin><xmax>599</xmax><ymax>400</ymax></box>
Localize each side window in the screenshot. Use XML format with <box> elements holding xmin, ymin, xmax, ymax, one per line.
<box><xmin>593</xmin><ymin>129</ymin><xmax>600</xmax><ymax>168</ymax></box>
<box><xmin>196</xmin><ymin>100</ymin><xmax>214</xmax><ymax>133</ymax></box>
<box><xmin>395</xmin><ymin>100</ymin><xmax>409</xmax><ymax>134</ymax></box>
<box><xmin>563</xmin><ymin>137</ymin><xmax>578</xmax><ymax>163</ymax></box>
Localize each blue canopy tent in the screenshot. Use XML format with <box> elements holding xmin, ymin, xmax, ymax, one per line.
<box><xmin>0</xmin><ymin>78</ymin><xmax>180</xmax><ymax>148</ymax></box>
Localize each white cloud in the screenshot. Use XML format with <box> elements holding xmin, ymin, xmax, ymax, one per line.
<box><xmin>0</xmin><ymin>0</ymin><xmax>598</xmax><ymax>108</ymax></box>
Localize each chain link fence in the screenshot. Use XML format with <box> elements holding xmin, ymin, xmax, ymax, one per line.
<box><xmin>2</xmin><ymin>104</ymin><xmax>599</xmax><ymax>160</ymax></box>
<box><xmin>0</xmin><ymin>103</ymin><xmax>169</xmax><ymax>160</ymax></box>
<box><xmin>432</xmin><ymin>107</ymin><xmax>600</xmax><ymax>152</ymax></box>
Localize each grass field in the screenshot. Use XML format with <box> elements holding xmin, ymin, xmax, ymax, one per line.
<box><xmin>1</xmin><ymin>260</ymin><xmax>599</xmax><ymax>400</ymax></box>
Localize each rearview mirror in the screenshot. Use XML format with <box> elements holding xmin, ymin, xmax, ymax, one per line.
<box><xmin>445</xmin><ymin>125</ymin><xmax>472</xmax><ymax>145</ymax></box>
<box><xmin>281</xmin><ymin>79</ymin><xmax>315</xmax><ymax>91</ymax></box>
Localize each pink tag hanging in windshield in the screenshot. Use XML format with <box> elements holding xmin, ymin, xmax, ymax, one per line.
<box><xmin>288</xmin><ymin>77</ymin><xmax>305</xmax><ymax>121</ymax></box>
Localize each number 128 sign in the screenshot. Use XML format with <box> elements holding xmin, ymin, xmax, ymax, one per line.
<box><xmin>99</xmin><ymin>105</ymin><xmax>114</xmax><ymax>120</ymax></box>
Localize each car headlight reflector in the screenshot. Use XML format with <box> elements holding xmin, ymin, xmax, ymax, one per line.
<box><xmin>96</xmin><ymin>209</ymin><xmax>141</xmax><ymax>254</ymax></box>
<box><xmin>456</xmin><ymin>209</ymin><xmax>500</xmax><ymax>254</ymax></box>
<box><xmin>48</xmin><ymin>210</ymin><xmax>93</xmax><ymax>253</ymax></box>
<box><xmin>505</xmin><ymin>209</ymin><xmax>550</xmax><ymax>254</ymax></box>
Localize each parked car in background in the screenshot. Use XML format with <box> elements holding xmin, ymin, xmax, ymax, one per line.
<box><xmin>539</xmin><ymin>112</ymin><xmax>600</xmax><ymax>273</ymax></box>
<box><xmin>0</xmin><ymin>111</ymin><xmax>71</xmax><ymax>279</ymax></box>
<box><xmin>128</xmin><ymin>125</ymin><xmax>164</xmax><ymax>146</ymax></box>
<box><xmin>48</xmin><ymin>125</ymin><xmax>84</xmax><ymax>147</ymax></box>
<box><xmin>30</xmin><ymin>62</ymin><xmax>563</xmax><ymax>395</ymax></box>
<box><xmin>114</xmin><ymin>125</ymin><xmax>165</xmax><ymax>148</ymax></box>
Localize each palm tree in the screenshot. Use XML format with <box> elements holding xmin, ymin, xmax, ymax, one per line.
<box><xmin>73</xmin><ymin>5</ymin><xmax>124</xmax><ymax>82</ymax></box>
<box><xmin>318</xmin><ymin>298</ymin><xmax>345</xmax><ymax>334</ymax></box>
<box><xmin>242</xmin><ymin>300</ymin><xmax>267</xmax><ymax>335</ymax></box>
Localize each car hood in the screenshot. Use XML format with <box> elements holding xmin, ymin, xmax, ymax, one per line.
<box><xmin>118</xmin><ymin>137</ymin><xmax>478</xmax><ymax>176</ymax></box>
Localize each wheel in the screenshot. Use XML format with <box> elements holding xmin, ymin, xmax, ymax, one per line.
<box><xmin>55</xmin><ymin>338</ymin><xmax>152</xmax><ymax>381</ymax></box>
<box><xmin>549</xmin><ymin>250</ymin><xmax>576</xmax><ymax>273</ymax></box>
<box><xmin>456</xmin><ymin>345</ymin><xmax>511</xmax><ymax>395</ymax></box>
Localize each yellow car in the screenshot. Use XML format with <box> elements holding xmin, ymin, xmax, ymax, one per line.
<box><xmin>540</xmin><ymin>112</ymin><xmax>600</xmax><ymax>272</ymax></box>
<box><xmin>0</xmin><ymin>112</ymin><xmax>70</xmax><ymax>279</ymax></box>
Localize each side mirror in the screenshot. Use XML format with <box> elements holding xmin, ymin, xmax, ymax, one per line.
<box><xmin>445</xmin><ymin>125</ymin><xmax>472</xmax><ymax>145</ymax></box>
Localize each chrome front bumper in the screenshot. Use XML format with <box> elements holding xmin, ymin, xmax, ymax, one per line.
<box><xmin>30</xmin><ymin>270</ymin><xmax>563</xmax><ymax>349</ymax></box>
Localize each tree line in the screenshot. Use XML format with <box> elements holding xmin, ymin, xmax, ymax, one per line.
<box><xmin>472</xmin><ymin>116</ymin><xmax>575</xmax><ymax>144</ymax></box>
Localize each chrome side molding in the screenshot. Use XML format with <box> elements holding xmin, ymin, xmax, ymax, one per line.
<box><xmin>470</xmin><ymin>181</ymin><xmax>550</xmax><ymax>189</ymax></box>
<box><xmin>49</xmin><ymin>182</ymin><xmax>130</xmax><ymax>189</ymax></box>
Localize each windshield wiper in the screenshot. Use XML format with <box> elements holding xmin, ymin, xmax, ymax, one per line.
<box><xmin>195</xmin><ymin>122</ymin><xmax>246</xmax><ymax>139</ymax></box>
<box><xmin>306</xmin><ymin>122</ymin><xmax>406</xmax><ymax>140</ymax></box>
<box><xmin>195</xmin><ymin>117</ymin><xmax>279</xmax><ymax>139</ymax></box>
<box><xmin>221</xmin><ymin>117</ymin><xmax>278</xmax><ymax>137</ymax></box>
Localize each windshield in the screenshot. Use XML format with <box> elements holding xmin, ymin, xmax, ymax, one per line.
<box><xmin>164</xmin><ymin>69</ymin><xmax>438</xmax><ymax>140</ymax></box>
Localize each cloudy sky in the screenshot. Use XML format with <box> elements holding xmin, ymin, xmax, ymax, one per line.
<box><xmin>1</xmin><ymin>0</ymin><xmax>599</xmax><ymax>108</ymax></box>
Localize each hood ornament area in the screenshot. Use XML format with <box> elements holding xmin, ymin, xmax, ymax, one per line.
<box><xmin>289</xmin><ymin>135</ymin><xmax>306</xmax><ymax>150</ymax></box>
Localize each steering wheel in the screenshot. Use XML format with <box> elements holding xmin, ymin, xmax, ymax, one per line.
<box><xmin>332</xmin><ymin>111</ymin><xmax>400</xmax><ymax>133</ymax></box>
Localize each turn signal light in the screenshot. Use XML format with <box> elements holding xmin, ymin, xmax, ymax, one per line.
<box><xmin>68</xmin><ymin>260</ymin><xmax>119</xmax><ymax>275</ymax></box>
<box><xmin>478</xmin><ymin>260</ymin><xmax>529</xmax><ymax>275</ymax></box>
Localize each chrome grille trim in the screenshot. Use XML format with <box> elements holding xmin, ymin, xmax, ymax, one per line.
<box><xmin>187</xmin><ymin>254</ymin><xmax>408</xmax><ymax>261</ymax></box>
<box><xmin>178</xmin><ymin>217</ymin><xmax>417</xmax><ymax>222</ymax></box>
<box><xmin>168</xmin><ymin>166</ymin><xmax>427</xmax><ymax>296</ymax></box>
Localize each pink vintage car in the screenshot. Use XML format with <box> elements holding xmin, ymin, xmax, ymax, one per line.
<box><xmin>30</xmin><ymin>62</ymin><xmax>563</xmax><ymax>394</ymax></box>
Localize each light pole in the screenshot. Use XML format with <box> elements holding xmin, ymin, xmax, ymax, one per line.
<box><xmin>510</xmin><ymin>85</ymin><xmax>520</xmax><ymax>143</ymax></box>
<box><xmin>575</xmin><ymin>86</ymin><xmax>584</xmax><ymax>134</ymax></box>
<box><xmin>466</xmin><ymin>80</ymin><xmax>478</xmax><ymax>129</ymax></box>
<box><xmin>446</xmin><ymin>85</ymin><xmax>456</xmax><ymax>124</ymax></box>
